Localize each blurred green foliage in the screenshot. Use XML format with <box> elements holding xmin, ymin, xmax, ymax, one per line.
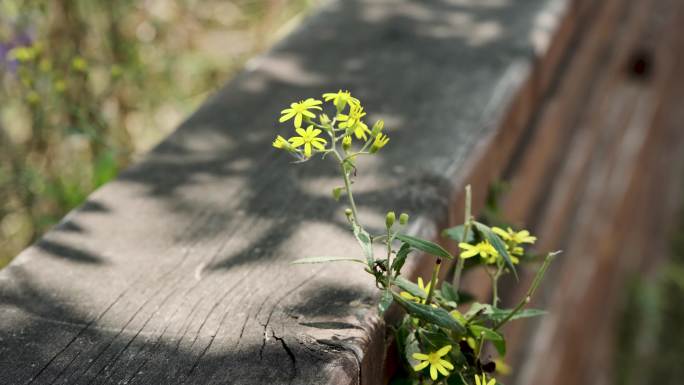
<box><xmin>615</xmin><ymin>195</ymin><xmax>684</xmax><ymax>385</ymax></box>
<box><xmin>0</xmin><ymin>0</ymin><xmax>314</xmax><ymax>266</ymax></box>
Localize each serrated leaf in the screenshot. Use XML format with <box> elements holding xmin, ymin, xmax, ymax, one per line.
<box><xmin>393</xmin><ymin>294</ymin><xmax>466</xmax><ymax>335</ymax></box>
<box><xmin>353</xmin><ymin>224</ymin><xmax>374</xmax><ymax>264</ymax></box>
<box><xmin>395</xmin><ymin>234</ymin><xmax>453</xmax><ymax>260</ymax></box>
<box><xmin>379</xmin><ymin>290</ymin><xmax>393</xmax><ymax>314</ymax></box>
<box><xmin>473</xmin><ymin>221</ymin><xmax>517</xmax><ymax>278</ymax></box>
<box><xmin>394</xmin><ymin>276</ymin><xmax>426</xmax><ymax>299</ymax></box>
<box><xmin>442</xmin><ymin>224</ymin><xmax>474</xmax><ymax>243</ymax></box>
<box><xmin>470</xmin><ymin>325</ymin><xmax>506</xmax><ymax>356</ymax></box>
<box><xmin>392</xmin><ymin>242</ymin><xmax>411</xmax><ymax>276</ymax></box>
<box><xmin>291</xmin><ymin>256</ymin><xmax>365</xmax><ymax>264</ymax></box>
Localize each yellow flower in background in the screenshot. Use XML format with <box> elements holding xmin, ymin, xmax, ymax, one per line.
<box><xmin>8</xmin><ymin>46</ymin><xmax>37</xmax><ymax>62</ymax></box>
<box><xmin>323</xmin><ymin>90</ymin><xmax>359</xmax><ymax>110</ymax></box>
<box><xmin>412</xmin><ymin>345</ymin><xmax>454</xmax><ymax>380</ymax></box>
<box><xmin>493</xmin><ymin>227</ymin><xmax>537</xmax><ymax>245</ymax></box>
<box><xmin>459</xmin><ymin>241</ymin><xmax>498</xmax><ymax>260</ymax></box>
<box><xmin>400</xmin><ymin>277</ymin><xmax>432</xmax><ymax>304</ymax></box>
<box><xmin>370</xmin><ymin>133</ymin><xmax>389</xmax><ymax>153</ymax></box>
<box><xmin>280</xmin><ymin>98</ymin><xmax>322</xmax><ymax>128</ymax></box>
<box><xmin>474</xmin><ymin>373</ymin><xmax>496</xmax><ymax>385</ymax></box>
<box><xmin>71</xmin><ymin>56</ymin><xmax>88</xmax><ymax>72</ymax></box>
<box><xmin>288</xmin><ymin>125</ymin><xmax>327</xmax><ymax>158</ymax></box>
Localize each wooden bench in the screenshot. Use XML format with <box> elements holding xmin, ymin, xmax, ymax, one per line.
<box><xmin>2</xmin><ymin>0</ymin><xmax>683</xmax><ymax>384</ymax></box>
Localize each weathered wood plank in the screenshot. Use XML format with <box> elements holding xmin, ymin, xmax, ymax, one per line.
<box><xmin>0</xmin><ymin>1</ymin><xmax>602</xmax><ymax>384</ymax></box>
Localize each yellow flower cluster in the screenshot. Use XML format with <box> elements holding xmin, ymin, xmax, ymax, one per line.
<box><xmin>273</xmin><ymin>90</ymin><xmax>389</xmax><ymax>159</ymax></box>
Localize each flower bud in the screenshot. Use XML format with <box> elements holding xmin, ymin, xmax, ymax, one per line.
<box><xmin>342</xmin><ymin>135</ymin><xmax>352</xmax><ymax>151</ymax></box>
<box><xmin>370</xmin><ymin>133</ymin><xmax>389</xmax><ymax>154</ymax></box>
<box><xmin>370</xmin><ymin>119</ymin><xmax>384</xmax><ymax>137</ymax></box>
<box><xmin>386</xmin><ymin>211</ymin><xmax>396</xmax><ymax>228</ymax></box>
<box><xmin>399</xmin><ymin>213</ymin><xmax>409</xmax><ymax>225</ymax></box>
<box><xmin>344</xmin><ymin>208</ymin><xmax>353</xmax><ymax>218</ymax></box>
<box><xmin>319</xmin><ymin>113</ymin><xmax>331</xmax><ymax>124</ymax></box>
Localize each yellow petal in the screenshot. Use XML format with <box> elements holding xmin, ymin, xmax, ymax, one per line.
<box><xmin>412</xmin><ymin>353</ymin><xmax>429</xmax><ymax>360</ymax></box>
<box><xmin>439</xmin><ymin>359</ymin><xmax>454</xmax><ymax>370</ymax></box>
<box><xmin>436</xmin><ymin>363</ymin><xmax>450</xmax><ymax>376</ymax></box>
<box><xmin>413</xmin><ymin>361</ymin><xmax>429</xmax><ymax>371</ymax></box>
<box><xmin>436</xmin><ymin>345</ymin><xmax>452</xmax><ymax>357</ymax></box>
<box><xmin>430</xmin><ymin>365</ymin><xmax>438</xmax><ymax>380</ymax></box>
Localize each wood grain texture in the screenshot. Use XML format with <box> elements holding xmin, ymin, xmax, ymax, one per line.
<box><xmin>0</xmin><ymin>0</ymin><xmax>577</xmax><ymax>384</ymax></box>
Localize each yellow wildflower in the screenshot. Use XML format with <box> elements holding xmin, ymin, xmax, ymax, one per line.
<box><xmin>8</xmin><ymin>46</ymin><xmax>36</xmax><ymax>62</ymax></box>
<box><xmin>71</xmin><ymin>56</ymin><xmax>88</xmax><ymax>72</ymax></box>
<box><xmin>338</xmin><ymin>104</ymin><xmax>370</xmax><ymax>140</ymax></box>
<box><xmin>288</xmin><ymin>125</ymin><xmax>327</xmax><ymax>158</ymax></box>
<box><xmin>322</xmin><ymin>90</ymin><xmax>359</xmax><ymax>110</ymax></box>
<box><xmin>493</xmin><ymin>227</ymin><xmax>536</xmax><ymax>245</ymax></box>
<box><xmin>370</xmin><ymin>133</ymin><xmax>389</xmax><ymax>153</ymax></box>
<box><xmin>279</xmin><ymin>98</ymin><xmax>322</xmax><ymax>128</ymax></box>
<box><xmin>400</xmin><ymin>277</ymin><xmax>432</xmax><ymax>304</ymax></box>
<box><xmin>475</xmin><ymin>373</ymin><xmax>496</xmax><ymax>385</ymax></box>
<box><xmin>412</xmin><ymin>345</ymin><xmax>454</xmax><ymax>380</ymax></box>
<box><xmin>459</xmin><ymin>241</ymin><xmax>498</xmax><ymax>260</ymax></box>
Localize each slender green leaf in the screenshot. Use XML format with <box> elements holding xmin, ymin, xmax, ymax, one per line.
<box><xmin>473</xmin><ymin>221</ymin><xmax>517</xmax><ymax>278</ymax></box>
<box><xmin>395</xmin><ymin>234</ymin><xmax>453</xmax><ymax>260</ymax></box>
<box><xmin>487</xmin><ymin>308</ymin><xmax>547</xmax><ymax>323</ymax></box>
<box><xmin>353</xmin><ymin>224</ymin><xmax>374</xmax><ymax>263</ymax></box>
<box><xmin>392</xmin><ymin>242</ymin><xmax>411</xmax><ymax>276</ymax></box>
<box><xmin>442</xmin><ymin>224</ymin><xmax>474</xmax><ymax>243</ymax></box>
<box><xmin>394</xmin><ymin>294</ymin><xmax>466</xmax><ymax>335</ymax></box>
<box><xmin>291</xmin><ymin>256</ymin><xmax>365</xmax><ymax>264</ymax></box>
<box><xmin>394</xmin><ymin>276</ymin><xmax>426</xmax><ymax>299</ymax></box>
<box><xmin>470</xmin><ymin>325</ymin><xmax>506</xmax><ymax>356</ymax></box>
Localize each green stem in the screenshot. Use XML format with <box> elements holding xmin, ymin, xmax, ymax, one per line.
<box><xmin>386</xmin><ymin>227</ymin><xmax>393</xmax><ymax>289</ymax></box>
<box><xmin>340</xmin><ymin>160</ymin><xmax>360</xmax><ymax>224</ymax></box>
<box><xmin>493</xmin><ymin>251</ymin><xmax>559</xmax><ymax>331</ymax></box>
<box><xmin>452</xmin><ymin>185</ymin><xmax>472</xmax><ymax>290</ymax></box>
<box><xmin>492</xmin><ymin>264</ymin><xmax>503</xmax><ymax>307</ymax></box>
<box><xmin>475</xmin><ymin>331</ymin><xmax>486</xmax><ymax>358</ymax></box>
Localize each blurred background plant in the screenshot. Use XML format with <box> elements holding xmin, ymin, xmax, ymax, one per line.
<box><xmin>0</xmin><ymin>0</ymin><xmax>315</xmax><ymax>267</ymax></box>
